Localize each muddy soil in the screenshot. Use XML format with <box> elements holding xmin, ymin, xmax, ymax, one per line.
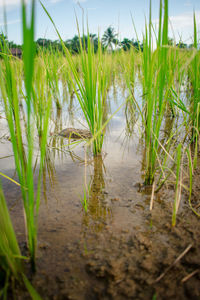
<box><xmin>2</xmin><ymin>147</ymin><xmax>200</xmax><ymax>300</ymax></box>
<box><xmin>1</xmin><ymin>91</ymin><xmax>200</xmax><ymax>300</ymax></box>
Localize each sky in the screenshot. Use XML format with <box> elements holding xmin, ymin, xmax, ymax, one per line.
<box><xmin>0</xmin><ymin>0</ymin><xmax>199</xmax><ymax>45</ymax></box>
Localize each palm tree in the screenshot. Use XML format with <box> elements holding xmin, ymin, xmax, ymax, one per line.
<box><xmin>102</xmin><ymin>26</ymin><xmax>118</xmax><ymax>51</ymax></box>
<box><xmin>121</xmin><ymin>38</ymin><xmax>132</xmax><ymax>51</ymax></box>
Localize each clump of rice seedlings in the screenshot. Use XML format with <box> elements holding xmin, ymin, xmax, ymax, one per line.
<box><xmin>33</xmin><ymin>54</ymin><xmax>52</xmax><ymax>139</ymax></box>
<box><xmin>142</xmin><ymin>0</ymin><xmax>171</xmax><ymax>185</ymax></box>
<box><xmin>127</xmin><ymin>0</ymin><xmax>179</xmax><ymax>185</ymax></box>
<box><xmin>0</xmin><ymin>0</ymin><xmax>50</xmax><ymax>271</ymax></box>
<box><xmin>186</xmin><ymin>13</ymin><xmax>200</xmax><ymax>167</ymax></box>
<box><xmin>40</xmin><ymin>2</ymin><xmax>111</xmax><ymax>155</ymax></box>
<box><xmin>43</xmin><ymin>48</ymin><xmax>62</xmax><ymax>109</ymax></box>
<box><xmin>191</xmin><ymin>13</ymin><xmax>200</xmax><ymax>138</ymax></box>
<box><xmin>186</xmin><ymin>148</ymin><xmax>200</xmax><ymax>217</ymax></box>
<box><xmin>125</xmin><ymin>1</ymin><xmax>199</xmax><ymax>225</ymax></box>
<box><xmin>68</xmin><ymin>32</ymin><xmax>110</xmax><ymax>155</ymax></box>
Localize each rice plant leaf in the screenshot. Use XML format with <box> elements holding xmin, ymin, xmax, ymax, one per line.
<box><xmin>170</xmin><ymin>88</ymin><xmax>189</xmax><ymax>114</ymax></box>
<box><xmin>172</xmin><ymin>143</ymin><xmax>182</xmax><ymax>226</ymax></box>
<box><xmin>22</xmin><ymin>274</ymin><xmax>43</xmax><ymax>300</ymax></box>
<box><xmin>0</xmin><ymin>172</ymin><xmax>27</xmax><ymax>189</ymax></box>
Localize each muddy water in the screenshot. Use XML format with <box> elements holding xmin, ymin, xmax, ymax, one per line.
<box><xmin>0</xmin><ymin>86</ymin><xmax>200</xmax><ymax>299</ymax></box>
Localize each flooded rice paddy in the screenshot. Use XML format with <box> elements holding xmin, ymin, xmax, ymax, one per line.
<box><xmin>1</xmin><ymin>84</ymin><xmax>200</xmax><ymax>299</ymax></box>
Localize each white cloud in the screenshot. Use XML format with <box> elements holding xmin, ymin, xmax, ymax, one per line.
<box><xmin>49</xmin><ymin>0</ymin><xmax>63</xmax><ymax>3</ymax></box>
<box><xmin>169</xmin><ymin>11</ymin><xmax>200</xmax><ymax>31</ymax></box>
<box><xmin>87</xmin><ymin>7</ymin><xmax>97</xmax><ymax>11</ymax></box>
<box><xmin>0</xmin><ymin>18</ymin><xmax>20</xmax><ymax>26</ymax></box>
<box><xmin>73</xmin><ymin>0</ymin><xmax>88</xmax><ymax>3</ymax></box>
<box><xmin>153</xmin><ymin>10</ymin><xmax>200</xmax><ymax>42</ymax></box>
<box><xmin>184</xmin><ymin>0</ymin><xmax>192</xmax><ymax>7</ymax></box>
<box><xmin>0</xmin><ymin>0</ymin><xmax>30</xmax><ymax>10</ymax></box>
<box><xmin>0</xmin><ymin>0</ymin><xmax>61</xmax><ymax>8</ymax></box>
<box><xmin>0</xmin><ymin>0</ymin><xmax>21</xmax><ymax>7</ymax></box>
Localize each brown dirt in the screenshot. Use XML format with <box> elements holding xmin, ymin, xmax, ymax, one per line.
<box><xmin>3</xmin><ymin>163</ymin><xmax>200</xmax><ymax>300</ymax></box>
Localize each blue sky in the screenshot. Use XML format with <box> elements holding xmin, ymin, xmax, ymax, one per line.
<box><xmin>0</xmin><ymin>0</ymin><xmax>199</xmax><ymax>44</ymax></box>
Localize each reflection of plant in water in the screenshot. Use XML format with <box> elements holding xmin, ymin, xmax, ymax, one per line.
<box><xmin>49</xmin><ymin>106</ymin><xmax>65</xmax><ymax>160</ymax></box>
<box><xmin>80</xmin><ymin>182</ymin><xmax>91</xmax><ymax>213</ymax></box>
<box><xmin>125</xmin><ymin>96</ymin><xmax>138</xmax><ymax>137</ymax></box>
<box><xmin>42</xmin><ymin>147</ymin><xmax>57</xmax><ymax>203</ymax></box>
<box><xmin>82</xmin><ymin>154</ymin><xmax>112</xmax><ymax>233</ymax></box>
<box><xmin>68</xmin><ymin>93</ymin><xmax>75</xmax><ymax>127</ymax></box>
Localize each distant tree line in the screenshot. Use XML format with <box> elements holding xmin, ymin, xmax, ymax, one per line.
<box><xmin>35</xmin><ymin>27</ymin><xmax>144</xmax><ymax>53</ymax></box>
<box><xmin>0</xmin><ymin>33</ymin><xmax>22</xmax><ymax>50</ymax></box>
<box><xmin>0</xmin><ymin>27</ymin><xmax>196</xmax><ymax>57</ymax></box>
<box><xmin>0</xmin><ymin>27</ymin><xmax>143</xmax><ymax>55</ymax></box>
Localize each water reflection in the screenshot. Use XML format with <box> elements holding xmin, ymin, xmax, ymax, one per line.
<box><xmin>125</xmin><ymin>97</ymin><xmax>138</xmax><ymax>137</ymax></box>
<box><xmin>82</xmin><ymin>154</ymin><xmax>112</xmax><ymax>233</ymax></box>
<box><xmin>42</xmin><ymin>147</ymin><xmax>57</xmax><ymax>203</ymax></box>
<box><xmin>68</xmin><ymin>93</ymin><xmax>75</xmax><ymax>127</ymax></box>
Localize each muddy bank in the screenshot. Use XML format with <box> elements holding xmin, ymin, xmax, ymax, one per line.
<box><xmin>35</xmin><ymin>194</ymin><xmax>200</xmax><ymax>300</ymax></box>
<box><xmin>3</xmin><ymin>157</ymin><xmax>200</xmax><ymax>300</ymax></box>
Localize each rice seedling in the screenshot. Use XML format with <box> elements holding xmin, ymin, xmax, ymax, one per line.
<box><xmin>172</xmin><ymin>143</ymin><xmax>182</xmax><ymax>226</ymax></box>
<box><xmin>40</xmin><ymin>2</ymin><xmax>111</xmax><ymax>155</ymax></box>
<box><xmin>0</xmin><ymin>0</ymin><xmax>51</xmax><ymax>271</ymax></box>
<box><xmin>190</xmin><ymin>13</ymin><xmax>200</xmax><ymax>140</ymax></box>
<box><xmin>0</xmin><ymin>183</ymin><xmax>42</xmax><ymax>299</ymax></box>
<box><xmin>186</xmin><ymin>148</ymin><xmax>200</xmax><ymax>217</ymax></box>
<box><xmin>42</xmin><ymin>48</ymin><xmax>62</xmax><ymax>109</ymax></box>
<box><xmin>66</xmin><ymin>33</ymin><xmax>111</xmax><ymax>155</ymax></box>
<box><xmin>142</xmin><ymin>0</ymin><xmax>171</xmax><ymax>185</ymax></box>
<box><xmin>0</xmin><ymin>183</ymin><xmax>23</xmax><ymax>298</ymax></box>
<box><xmin>126</xmin><ymin>0</ymin><xmax>186</xmax><ymax>188</ymax></box>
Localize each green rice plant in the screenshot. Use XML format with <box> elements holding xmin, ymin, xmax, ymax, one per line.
<box><xmin>186</xmin><ymin>13</ymin><xmax>200</xmax><ymax>168</ymax></box>
<box><xmin>135</xmin><ymin>0</ymin><xmax>179</xmax><ymax>185</ymax></box>
<box><xmin>145</xmin><ymin>0</ymin><xmax>171</xmax><ymax>184</ymax></box>
<box><xmin>0</xmin><ymin>184</ymin><xmax>42</xmax><ymax>299</ymax></box>
<box><xmin>80</xmin><ymin>183</ymin><xmax>91</xmax><ymax>213</ymax></box>
<box><xmin>0</xmin><ymin>172</ymin><xmax>24</xmax><ymax>188</ymax></box>
<box><xmin>42</xmin><ymin>48</ymin><xmax>62</xmax><ymax>109</ymax></box>
<box><xmin>40</xmin><ymin>2</ymin><xmax>110</xmax><ymax>155</ymax></box>
<box><xmin>0</xmin><ymin>185</ymin><xmax>22</xmax><ymax>298</ymax></box>
<box><xmin>120</xmin><ymin>46</ymin><xmax>137</xmax><ymax>95</ymax></box>
<box><xmin>0</xmin><ymin>0</ymin><xmax>50</xmax><ymax>271</ymax></box>
<box><xmin>186</xmin><ymin>148</ymin><xmax>200</xmax><ymax>217</ymax></box>
<box><xmin>32</xmin><ymin>54</ymin><xmax>52</xmax><ymax>139</ymax></box>
<box><xmin>191</xmin><ymin>13</ymin><xmax>200</xmax><ymax>139</ymax></box>
<box><xmin>131</xmin><ymin>0</ymin><xmax>169</xmax><ymax>184</ymax></box>
<box><xmin>126</xmin><ymin>0</ymin><xmax>190</xmax><ymax>190</ymax></box>
<box><xmin>67</xmin><ymin>33</ymin><xmax>110</xmax><ymax>155</ymax></box>
<box><xmin>172</xmin><ymin>143</ymin><xmax>182</xmax><ymax>226</ymax></box>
